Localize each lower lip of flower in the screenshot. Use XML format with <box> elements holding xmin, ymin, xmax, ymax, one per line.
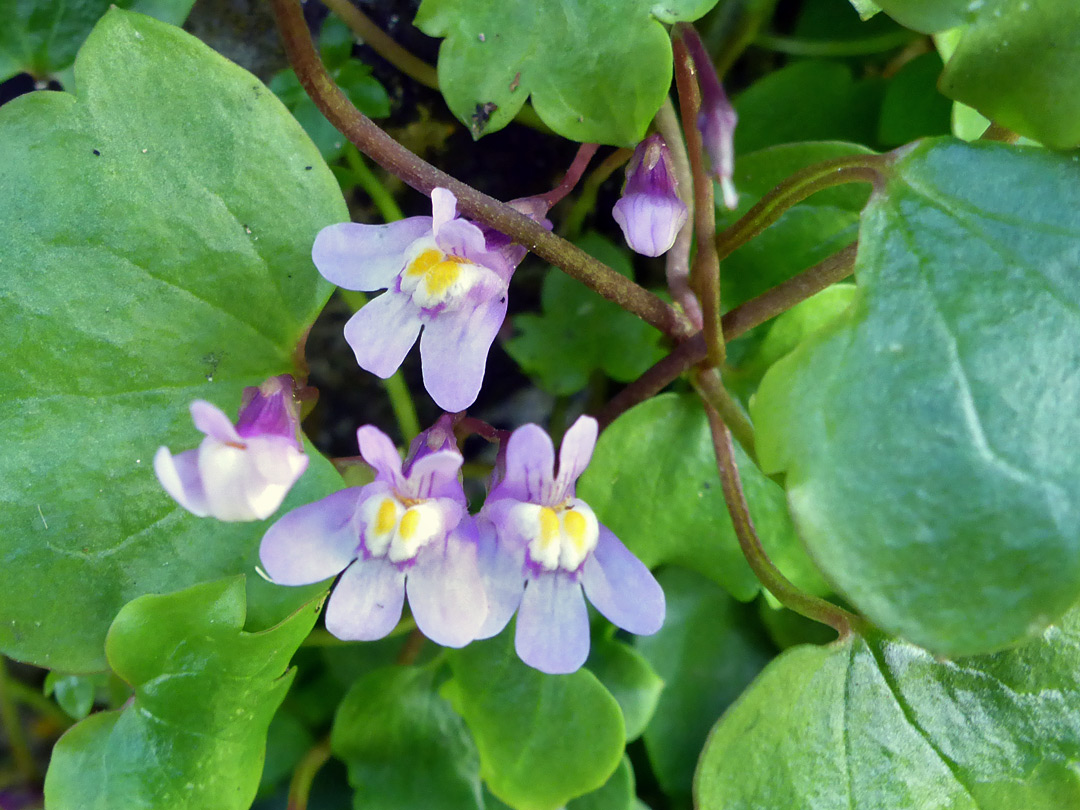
<box><xmin>361</xmin><ymin>493</ymin><xmax>446</xmax><ymax>564</ymax></box>
<box><xmin>399</xmin><ymin>247</ymin><xmax>485</xmax><ymax>310</ymax></box>
<box><xmin>514</xmin><ymin>500</ymin><xmax>600</xmax><ymax>573</ymax></box>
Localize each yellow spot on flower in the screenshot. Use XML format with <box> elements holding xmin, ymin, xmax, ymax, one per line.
<box><xmin>404</xmin><ymin>249</ymin><xmax>469</xmax><ymax>298</ymax></box>
<box><xmin>399</xmin><ymin>508</ymin><xmax>421</xmax><ymax>541</ymax></box>
<box><xmin>564</xmin><ymin>510</ymin><xmax>588</xmax><ymax>552</ymax></box>
<box><xmin>404</xmin><ymin>249</ymin><xmax>442</xmax><ymax>278</ymax></box>
<box><xmin>375</xmin><ymin>499</ymin><xmax>398</xmax><ymax>534</ymax></box>
<box><xmin>538</xmin><ymin>507</ymin><xmax>560</xmax><ymax>550</ymax></box>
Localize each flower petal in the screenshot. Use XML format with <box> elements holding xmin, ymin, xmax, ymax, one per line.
<box><xmin>490</xmin><ymin>423</ymin><xmax>556</xmax><ymax>504</ymax></box>
<box><xmin>356</xmin><ymin>425</ymin><xmax>405</xmax><ymax>488</ymax></box>
<box><xmin>435</xmin><ymin>217</ymin><xmax>490</xmax><ymax>264</ymax></box>
<box><xmin>247</xmin><ymin>435</ymin><xmax>309</xmax><ymax>485</ymax></box>
<box><xmin>581</xmin><ymin>526</ymin><xmax>664</xmax><ymax>635</ymax></box>
<box><xmin>259</xmin><ymin>488</ymin><xmax>362</xmax><ymax>585</ymax></box>
<box><xmin>430</xmin><ymin>187</ymin><xmax>458</xmax><ymax>235</ymax></box>
<box><xmin>419</xmin><ymin>293</ymin><xmax>507</xmax><ymax>411</ymax></box>
<box><xmin>343</xmin><ymin>292</ymin><xmax>423</xmax><ymax>379</ymax></box>
<box><xmin>198</xmin><ymin>439</ymin><xmax>269</xmax><ymax>521</ymax></box>
<box><xmin>515</xmin><ymin>572</ymin><xmax>590</xmax><ymax>674</ymax></box>
<box><xmin>406</xmin><ymin>525</ymin><xmax>487</xmax><ymax>648</ymax></box>
<box><xmin>474</xmin><ymin>518</ymin><xmax>525</xmax><ymax>639</ymax></box>
<box><xmin>190</xmin><ymin>400</ymin><xmax>242</xmax><ymax>443</ymax></box>
<box><xmin>553</xmin><ymin>416</ymin><xmax>598</xmax><ymax>502</ymax></box>
<box><xmin>312</xmin><ymin>218</ymin><xmax>431</xmax><ymax>290</ymax></box>
<box><xmin>405</xmin><ymin>449</ymin><xmax>466</xmax><ymax>502</ymax></box>
<box><xmin>325</xmin><ymin>556</ymin><xmax>406</xmax><ymax>641</ymax></box>
<box><xmin>154</xmin><ymin>446</ymin><xmax>209</xmax><ymax>516</ymax></box>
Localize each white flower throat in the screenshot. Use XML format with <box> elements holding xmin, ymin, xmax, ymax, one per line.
<box><xmin>512</xmin><ymin>499</ymin><xmax>600</xmax><ymax>572</ymax></box>
<box><xmin>360</xmin><ymin>493</ymin><xmax>445</xmax><ymax>564</ymax></box>
<box><xmin>399</xmin><ymin>242</ymin><xmax>493</xmax><ymax>310</ymax></box>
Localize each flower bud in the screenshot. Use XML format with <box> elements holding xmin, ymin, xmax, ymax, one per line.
<box><xmin>612</xmin><ymin>135</ymin><xmax>688</xmax><ymax>257</ymax></box>
<box><xmin>683</xmin><ymin>28</ymin><xmax>739</xmax><ymax>210</ymax></box>
<box><xmin>154</xmin><ymin>375</ymin><xmax>308</xmax><ymax>522</ymax></box>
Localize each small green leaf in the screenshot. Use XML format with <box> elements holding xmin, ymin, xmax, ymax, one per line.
<box><xmin>718</xmin><ymin>141</ymin><xmax>873</xmax><ymax>312</ymax></box>
<box><xmin>446</xmin><ymin>631</ymin><xmax>625</xmax><ymax>810</ymax></box>
<box><xmin>0</xmin><ymin>0</ymin><xmax>195</xmax><ymax>82</ymax></box>
<box><xmin>0</xmin><ymin>9</ymin><xmax>347</xmax><ymax>671</ymax></box>
<box><xmin>579</xmin><ymin>393</ymin><xmax>826</xmax><ymax>602</ymax></box>
<box><xmin>877</xmin><ymin>51</ymin><xmax>952</xmax><ymax>147</ymax></box>
<box><xmin>940</xmin><ymin>0</ymin><xmax>1080</xmax><ymax>149</ymax></box>
<box><xmin>44</xmin><ymin>577</ymin><xmax>319</xmax><ymax>810</ymax></box>
<box><xmin>696</xmin><ymin>605</ymin><xmax>1080</xmax><ymax>808</ymax></box>
<box><xmin>567</xmin><ymin>756</ymin><xmax>635</xmax><ymax>810</ymax></box>
<box><xmin>587</xmin><ymin>638</ymin><xmax>664</xmax><ymax>742</ymax></box>
<box><xmin>636</xmin><ymin>568</ymin><xmax>774</xmax><ymax>802</ymax></box>
<box><xmin>43</xmin><ymin>672</ymin><xmax>104</xmax><ymax>720</ymax></box>
<box><xmin>505</xmin><ymin>233</ymin><xmax>664</xmax><ymax>396</ymax></box>
<box><xmin>753</xmin><ymin>138</ymin><xmax>1080</xmax><ymax>656</ymax></box>
<box><xmin>414</xmin><ymin>0</ymin><xmax>718</xmax><ymax>144</ymax></box>
<box><xmin>331</xmin><ymin>666</ymin><xmax>482</xmax><ymax>810</ymax></box>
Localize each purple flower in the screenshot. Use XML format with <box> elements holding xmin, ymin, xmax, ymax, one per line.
<box><xmin>154</xmin><ymin>375</ymin><xmax>308</xmax><ymax>522</ymax></box>
<box><xmin>313</xmin><ymin>188</ymin><xmax>513</xmax><ymax>412</ymax></box>
<box><xmin>683</xmin><ymin>27</ymin><xmax>739</xmax><ymax>210</ymax></box>
<box><xmin>479</xmin><ymin>416</ymin><xmax>665</xmax><ymax>674</ymax></box>
<box><xmin>259</xmin><ymin>416</ymin><xmax>487</xmax><ymax>648</ymax></box>
<box><xmin>612</xmin><ymin>135</ymin><xmax>688</xmax><ymax>258</ymax></box>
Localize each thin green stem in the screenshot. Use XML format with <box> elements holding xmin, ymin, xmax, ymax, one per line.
<box><xmin>287</xmin><ymin>738</ymin><xmax>331</xmax><ymax>810</ymax></box>
<box><xmin>322</xmin><ymin>0</ymin><xmax>438</xmax><ymax>88</ymax></box>
<box><xmin>5</xmin><ymin>678</ymin><xmax>74</xmax><ymax>730</ymax></box>
<box><xmin>655</xmin><ymin>98</ymin><xmax>701</xmax><ymax>328</ymax></box>
<box><xmin>755</xmin><ymin>30</ymin><xmax>918</xmax><ymax>57</ymax></box>
<box><xmin>338</xmin><ymin>289</ymin><xmax>421</xmax><ymax>441</ymax></box>
<box><xmin>693</xmin><ymin>368</ymin><xmax>756</xmax><ymax>464</ymax></box>
<box><xmin>673</xmin><ymin>29</ymin><xmax>723</xmax><ymax>367</ymax></box>
<box><xmin>0</xmin><ymin>659</ymin><xmax>35</xmax><ymax>781</ymax></box>
<box><xmin>716</xmin><ymin>154</ymin><xmax>887</xmax><ymax>262</ymax></box>
<box><xmin>396</xmin><ymin>628</ymin><xmax>427</xmax><ymax>666</ymax></box>
<box><xmin>271</xmin><ymin>0</ymin><xmax>690</xmax><ymax>338</ymax></box>
<box><xmin>700</xmin><ymin>398</ymin><xmax>865</xmax><ymax>638</ymax></box>
<box><xmin>701</xmin><ymin>0</ymin><xmax>780</xmax><ymax>77</ymax></box>
<box><xmin>560</xmin><ymin>148</ymin><xmax>633</xmax><ymax>240</ymax></box>
<box><xmin>343</xmin><ymin>145</ymin><xmax>404</xmax><ymax>222</ymax></box>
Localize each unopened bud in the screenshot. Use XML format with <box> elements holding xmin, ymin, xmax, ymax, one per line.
<box><xmin>612</xmin><ymin>135</ymin><xmax>688</xmax><ymax>257</ymax></box>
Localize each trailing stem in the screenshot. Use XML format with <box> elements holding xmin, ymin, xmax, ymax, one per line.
<box><xmin>699</xmin><ymin>397</ymin><xmax>865</xmax><ymax>638</ymax></box>
<box><xmin>270</xmin><ymin>0</ymin><xmax>691</xmax><ymax>340</ymax></box>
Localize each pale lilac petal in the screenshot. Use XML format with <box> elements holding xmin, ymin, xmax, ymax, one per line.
<box><xmin>247</xmin><ymin>436</ymin><xmax>308</xmax><ymax>485</ymax></box>
<box><xmin>405</xmin><ymin>450</ymin><xmax>466</xmax><ymax>502</ymax></box>
<box><xmin>612</xmin><ymin>193</ymin><xmax>686</xmax><ymax>258</ymax></box>
<box><xmin>259</xmin><ymin>488</ymin><xmax>362</xmax><ymax>585</ymax></box>
<box><xmin>435</xmin><ymin>217</ymin><xmax>490</xmax><ymax>263</ymax></box>
<box><xmin>343</xmin><ymin>293</ymin><xmax>423</xmax><ymax>379</ymax></box>
<box><xmin>581</xmin><ymin>526</ymin><xmax>664</xmax><ymax>635</ymax></box>
<box><xmin>475</xmin><ymin>518</ymin><xmax>525</xmax><ymax>639</ymax></box>
<box><xmin>198</xmin><ymin>439</ymin><xmax>272</xmax><ymax>521</ymax></box>
<box><xmin>325</xmin><ymin>556</ymin><xmax>406</xmax><ymax>641</ymax></box>
<box><xmin>356</xmin><ymin>425</ymin><xmax>405</xmax><ymax>488</ymax></box>
<box><xmin>190</xmin><ymin>400</ymin><xmax>242</xmax><ymax>443</ymax></box>
<box><xmin>490</xmin><ymin>424</ymin><xmax>555</xmax><ymax>504</ymax></box>
<box><xmin>553</xmin><ymin>416</ymin><xmax>598</xmax><ymax>502</ymax></box>
<box><xmin>406</xmin><ymin>526</ymin><xmax>487</xmax><ymax>647</ymax></box>
<box><xmin>430</xmin><ymin>187</ymin><xmax>458</xmax><ymax>235</ymax></box>
<box><xmin>312</xmin><ymin>218</ymin><xmax>431</xmax><ymax>290</ymax></box>
<box><xmin>154</xmin><ymin>446</ymin><xmax>209</xmax><ymax>516</ymax></box>
<box><xmin>419</xmin><ymin>293</ymin><xmax>507</xmax><ymax>412</ymax></box>
<box><xmin>515</xmin><ymin>573</ymin><xmax>590</xmax><ymax>674</ymax></box>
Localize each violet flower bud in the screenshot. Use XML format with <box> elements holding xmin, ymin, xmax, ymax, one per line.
<box><xmin>612</xmin><ymin>135</ymin><xmax>688</xmax><ymax>258</ymax></box>
<box><xmin>683</xmin><ymin>28</ymin><xmax>739</xmax><ymax>210</ymax></box>
<box><xmin>154</xmin><ymin>375</ymin><xmax>308</xmax><ymax>522</ymax></box>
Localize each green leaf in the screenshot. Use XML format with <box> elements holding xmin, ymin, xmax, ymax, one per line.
<box><xmin>0</xmin><ymin>9</ymin><xmax>347</xmax><ymax>671</ymax></box>
<box><xmin>414</xmin><ymin>0</ymin><xmax>718</xmax><ymax>144</ymax></box>
<box><xmin>44</xmin><ymin>577</ymin><xmax>319</xmax><ymax>810</ymax></box>
<box><xmin>586</xmin><ymin>638</ymin><xmax>663</xmax><ymax>742</ymax></box>
<box><xmin>446</xmin><ymin>631</ymin><xmax>625</xmax><ymax>810</ymax></box>
<box><xmin>874</xmin><ymin>0</ymin><xmax>974</xmax><ymax>32</ymax></box>
<box><xmin>696</xmin><ymin>605</ymin><xmax>1080</xmax><ymax>809</ymax></box>
<box><xmin>579</xmin><ymin>393</ymin><xmax>826</xmax><ymax>602</ymax></box>
<box><xmin>718</xmin><ymin>141</ymin><xmax>873</xmax><ymax>311</ymax></box>
<box><xmin>331</xmin><ymin>666</ymin><xmax>482</xmax><ymax>810</ymax></box>
<box><xmin>43</xmin><ymin>672</ymin><xmax>103</xmax><ymax>720</ymax></box>
<box><xmin>505</xmin><ymin>233</ymin><xmax>664</xmax><ymax>395</ymax></box>
<box><xmin>567</xmin><ymin>756</ymin><xmax>634</xmax><ymax>810</ymax></box>
<box><xmin>259</xmin><ymin>708</ymin><xmax>315</xmax><ymax>798</ymax></box>
<box><xmin>752</xmin><ymin>138</ymin><xmax>1080</xmax><ymax>656</ymax></box>
<box><xmin>877</xmin><ymin>51</ymin><xmax>952</xmax><ymax>147</ymax></box>
<box><xmin>636</xmin><ymin>568</ymin><xmax>774</xmax><ymax>802</ymax></box>
<box><xmin>0</xmin><ymin>0</ymin><xmax>195</xmax><ymax>82</ymax></box>
<box><xmin>940</xmin><ymin>0</ymin><xmax>1080</xmax><ymax>149</ymax></box>
<box><xmin>733</xmin><ymin>62</ymin><xmax>884</xmax><ymax>155</ymax></box>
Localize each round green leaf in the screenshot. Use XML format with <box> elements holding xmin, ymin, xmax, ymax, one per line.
<box><xmin>874</xmin><ymin>0</ymin><xmax>975</xmax><ymax>32</ymax></box>
<box><xmin>696</xmin><ymin>605</ymin><xmax>1080</xmax><ymax>808</ymax></box>
<box><xmin>44</xmin><ymin>577</ymin><xmax>320</xmax><ymax>810</ymax></box>
<box><xmin>940</xmin><ymin>0</ymin><xmax>1080</xmax><ymax>150</ymax></box>
<box><xmin>414</xmin><ymin>0</ymin><xmax>718</xmax><ymax>145</ymax></box>
<box><xmin>752</xmin><ymin>138</ymin><xmax>1080</xmax><ymax>656</ymax></box>
<box><xmin>331</xmin><ymin>666</ymin><xmax>482</xmax><ymax>810</ymax></box>
<box><xmin>446</xmin><ymin>632</ymin><xmax>625</xmax><ymax>810</ymax></box>
<box><xmin>567</xmin><ymin>756</ymin><xmax>635</xmax><ymax>810</ymax></box>
<box><xmin>876</xmin><ymin>51</ymin><xmax>952</xmax><ymax>147</ymax></box>
<box><xmin>586</xmin><ymin>638</ymin><xmax>663</xmax><ymax>742</ymax></box>
<box><xmin>0</xmin><ymin>9</ymin><xmax>347</xmax><ymax>671</ymax></box>
<box><xmin>636</xmin><ymin>568</ymin><xmax>774</xmax><ymax>802</ymax></box>
<box><xmin>579</xmin><ymin>393</ymin><xmax>826</xmax><ymax>602</ymax></box>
